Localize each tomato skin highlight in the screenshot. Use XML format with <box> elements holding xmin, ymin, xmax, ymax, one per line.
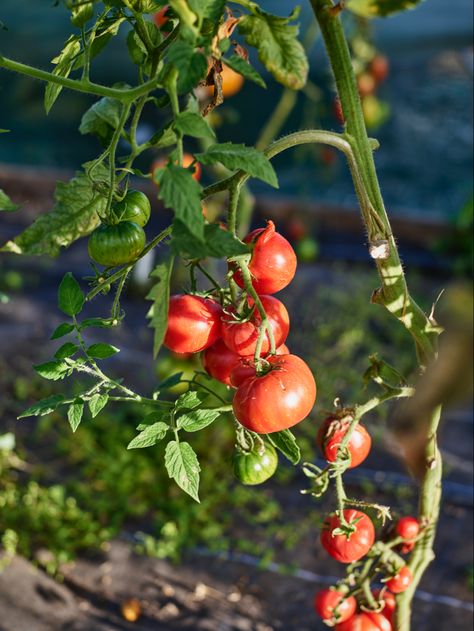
<box><xmin>395</xmin><ymin>516</ymin><xmax>420</xmax><ymax>540</ymax></box>
<box><xmin>88</xmin><ymin>221</ymin><xmax>146</xmax><ymax>266</ymax></box>
<box><xmin>314</xmin><ymin>588</ymin><xmax>357</xmax><ymax>623</ymax></box>
<box><xmin>233</xmin><ymin>442</ymin><xmax>278</xmax><ymax>485</ymax></box>
<box><xmin>335</xmin><ymin>612</ymin><xmax>392</xmax><ymax>631</ymax></box>
<box><xmin>164</xmin><ymin>294</ymin><xmax>222</xmax><ymax>354</ymax></box>
<box><xmin>233</xmin><ymin>220</ymin><xmax>297</xmax><ymax>295</ymax></box>
<box><xmin>222</xmin><ymin>295</ymin><xmax>290</xmax><ymax>357</ymax></box>
<box><xmin>113</xmin><ymin>190</ymin><xmax>151</xmax><ymax>227</ymax></box>
<box><xmin>321</xmin><ymin>509</ymin><xmax>375</xmax><ymax>563</ymax></box>
<box><xmin>318</xmin><ymin>417</ymin><xmax>372</xmax><ymax>469</ymax></box>
<box><xmin>385</xmin><ymin>566</ymin><xmax>413</xmax><ymax>594</ymax></box>
<box><xmin>232</xmin><ymin>354</ymin><xmax>316</xmax><ymax>434</ymax></box>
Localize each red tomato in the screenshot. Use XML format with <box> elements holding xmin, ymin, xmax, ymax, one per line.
<box><xmin>336</xmin><ymin>612</ymin><xmax>392</xmax><ymax>631</ymax></box>
<box><xmin>202</xmin><ymin>339</ymin><xmax>241</xmax><ymax>386</ymax></box>
<box><xmin>230</xmin><ymin>344</ymin><xmax>289</xmax><ymax>388</ymax></box>
<box><xmin>232</xmin><ymin>354</ymin><xmax>316</xmax><ymax>433</ymax></box>
<box><xmin>164</xmin><ymin>294</ymin><xmax>222</xmax><ymax>354</ymax></box>
<box><xmin>221</xmin><ymin>295</ymin><xmax>289</xmax><ymax>357</ymax></box>
<box><xmin>314</xmin><ymin>588</ymin><xmax>357</xmax><ymax>623</ymax></box>
<box><xmin>153</xmin><ymin>5</ymin><xmax>169</xmax><ymax>27</ymax></box>
<box><xmin>370</xmin><ymin>55</ymin><xmax>389</xmax><ymax>84</ymax></box>
<box><xmin>399</xmin><ymin>541</ymin><xmax>415</xmax><ymax>554</ymax></box>
<box><xmin>318</xmin><ymin>416</ymin><xmax>371</xmax><ymax>468</ymax></box>
<box><xmin>386</xmin><ymin>566</ymin><xmax>413</xmax><ymax>594</ymax></box>
<box><xmin>358</xmin><ymin>72</ymin><xmax>377</xmax><ymax>97</ymax></box>
<box><xmin>395</xmin><ymin>516</ymin><xmax>420</xmax><ymax>541</ymax></box>
<box><xmin>233</xmin><ymin>220</ymin><xmax>297</xmax><ymax>295</ymax></box>
<box><xmin>333</xmin><ymin>96</ymin><xmax>345</xmax><ymax>124</ymax></box>
<box><xmin>321</xmin><ymin>510</ymin><xmax>375</xmax><ymax>563</ymax></box>
<box><xmin>373</xmin><ymin>590</ymin><xmax>396</xmax><ymax>624</ymax></box>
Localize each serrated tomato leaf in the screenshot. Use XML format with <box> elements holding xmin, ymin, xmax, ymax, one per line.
<box><xmin>146</xmin><ymin>255</ymin><xmax>174</xmax><ymax>358</ymax></box>
<box><xmin>165</xmin><ymin>440</ymin><xmax>201</xmax><ymax>502</ymax></box>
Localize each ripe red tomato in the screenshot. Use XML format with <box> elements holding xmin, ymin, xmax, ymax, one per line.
<box><xmin>232</xmin><ymin>354</ymin><xmax>316</xmax><ymax>433</ymax></box>
<box><xmin>318</xmin><ymin>416</ymin><xmax>371</xmax><ymax>468</ymax></box>
<box><xmin>229</xmin><ymin>344</ymin><xmax>289</xmax><ymax>388</ymax></box>
<box><xmin>233</xmin><ymin>220</ymin><xmax>297</xmax><ymax>295</ymax></box>
<box><xmin>370</xmin><ymin>55</ymin><xmax>389</xmax><ymax>84</ymax></box>
<box><xmin>335</xmin><ymin>612</ymin><xmax>392</xmax><ymax>631</ymax></box>
<box><xmin>164</xmin><ymin>294</ymin><xmax>222</xmax><ymax>354</ymax></box>
<box><xmin>321</xmin><ymin>510</ymin><xmax>375</xmax><ymax>563</ymax></box>
<box><xmin>314</xmin><ymin>588</ymin><xmax>357</xmax><ymax>623</ymax></box>
<box><xmin>221</xmin><ymin>295</ymin><xmax>289</xmax><ymax>357</ymax></box>
<box><xmin>153</xmin><ymin>5</ymin><xmax>169</xmax><ymax>28</ymax></box>
<box><xmin>202</xmin><ymin>339</ymin><xmax>241</xmax><ymax>386</ymax></box>
<box><xmin>373</xmin><ymin>590</ymin><xmax>396</xmax><ymax>624</ymax></box>
<box><xmin>395</xmin><ymin>516</ymin><xmax>420</xmax><ymax>540</ymax></box>
<box><xmin>386</xmin><ymin>566</ymin><xmax>413</xmax><ymax>594</ymax></box>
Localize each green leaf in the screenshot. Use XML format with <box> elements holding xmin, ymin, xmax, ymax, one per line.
<box><xmin>176</xmin><ymin>408</ymin><xmax>220</xmax><ymax>432</ymax></box>
<box><xmin>167</xmin><ymin>41</ymin><xmax>207</xmax><ymax>93</ymax></box>
<box><xmin>50</xmin><ymin>322</ymin><xmax>75</xmax><ymax>340</ymax></box>
<box><xmin>79</xmin><ymin>317</ymin><xmax>115</xmax><ymax>330</ymax></box>
<box><xmin>1</xmin><ymin>162</ymin><xmax>108</xmax><ymax>256</ymax></box>
<box><xmin>146</xmin><ymin>255</ymin><xmax>175</xmax><ymax>358</ymax></box>
<box><xmin>203</xmin><ymin>224</ymin><xmax>249</xmax><ymax>258</ymax></box>
<box><xmin>165</xmin><ymin>440</ymin><xmax>200</xmax><ymax>501</ymax></box>
<box><xmin>156</xmin><ymin>372</ymin><xmax>183</xmax><ymax>391</ymax></box>
<box><xmin>224</xmin><ymin>56</ymin><xmax>266</xmax><ymax>89</ymax></box>
<box><xmin>148</xmin><ymin>126</ymin><xmax>178</xmax><ymax>150</ymax></box>
<box><xmin>73</xmin><ymin>16</ymin><xmax>126</xmax><ymax>70</ymax></box>
<box><xmin>0</xmin><ymin>189</ymin><xmax>19</xmax><ymax>212</ymax></box>
<box><xmin>157</xmin><ymin>165</ymin><xmax>204</xmax><ymax>239</ymax></box>
<box><xmin>346</xmin><ymin>0</ymin><xmax>424</xmax><ymax>18</ymax></box>
<box><xmin>268</xmin><ymin>429</ymin><xmax>300</xmax><ymax>465</ymax></box>
<box><xmin>79</xmin><ymin>97</ymin><xmax>124</xmax><ymax>143</ymax></box>
<box><xmin>34</xmin><ymin>360</ymin><xmax>70</xmax><ymax>381</ymax></box>
<box><xmin>87</xmin><ymin>343</ymin><xmax>119</xmax><ymax>359</ymax></box>
<box><xmin>68</xmin><ymin>399</ymin><xmax>84</xmax><ymax>432</ymax></box>
<box><xmin>54</xmin><ymin>342</ymin><xmax>79</xmax><ymax>360</ymax></box>
<box><xmin>195</xmin><ymin>143</ymin><xmax>278</xmax><ymax>188</ymax></box>
<box><xmin>88</xmin><ymin>393</ymin><xmax>109</xmax><ymax>418</ymax></box>
<box><xmin>363</xmin><ymin>353</ymin><xmax>408</xmax><ymax>389</ymax></box>
<box><xmin>175</xmin><ymin>390</ymin><xmax>207</xmax><ymax>411</ymax></box>
<box><xmin>58</xmin><ymin>273</ymin><xmax>84</xmax><ymax>316</ymax></box>
<box><xmin>127</xmin><ymin>421</ymin><xmax>169</xmax><ymax>449</ymax></box>
<box><xmin>201</xmin><ymin>0</ymin><xmax>226</xmax><ymax>22</ymax></box>
<box><xmin>174</xmin><ymin>111</ymin><xmax>216</xmax><ymax>140</ymax></box>
<box><xmin>18</xmin><ymin>394</ymin><xmax>65</xmax><ymax>419</ymax></box>
<box><xmin>45</xmin><ymin>36</ymin><xmax>81</xmax><ymax>114</ymax></box>
<box><xmin>238</xmin><ymin>8</ymin><xmax>308</xmax><ymax>90</ymax></box>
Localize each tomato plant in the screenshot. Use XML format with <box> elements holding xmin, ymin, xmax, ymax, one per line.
<box><xmin>0</xmin><ymin>1</ymin><xmax>445</xmax><ymax>629</ymax></box>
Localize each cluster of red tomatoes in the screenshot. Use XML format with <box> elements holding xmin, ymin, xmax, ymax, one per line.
<box><xmin>314</xmin><ymin>515</ymin><xmax>420</xmax><ymax>629</ymax></box>
<box><xmin>163</xmin><ymin>220</ymin><xmax>317</xmax><ymax>437</ymax></box>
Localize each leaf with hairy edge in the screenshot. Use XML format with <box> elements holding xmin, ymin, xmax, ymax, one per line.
<box><xmin>1</xmin><ymin>162</ymin><xmax>108</xmax><ymax>256</ymax></box>
<box><xmin>346</xmin><ymin>0</ymin><xmax>424</xmax><ymax>18</ymax></box>
<box><xmin>88</xmin><ymin>393</ymin><xmax>109</xmax><ymax>418</ymax></box>
<box><xmin>146</xmin><ymin>255</ymin><xmax>175</xmax><ymax>358</ymax></box>
<box><xmin>224</xmin><ymin>56</ymin><xmax>266</xmax><ymax>89</ymax></box>
<box><xmin>195</xmin><ymin>143</ymin><xmax>278</xmax><ymax>188</ymax></box>
<box><xmin>165</xmin><ymin>440</ymin><xmax>200</xmax><ymax>501</ymax></box>
<box><xmin>79</xmin><ymin>97</ymin><xmax>124</xmax><ymax>144</ymax></box>
<box><xmin>87</xmin><ymin>343</ymin><xmax>119</xmax><ymax>359</ymax></box>
<box><xmin>45</xmin><ymin>36</ymin><xmax>81</xmax><ymax>114</ymax></box>
<box><xmin>51</xmin><ymin>323</ymin><xmax>75</xmax><ymax>340</ymax></box>
<box><xmin>18</xmin><ymin>394</ymin><xmax>65</xmax><ymax>419</ymax></box>
<box><xmin>54</xmin><ymin>342</ymin><xmax>79</xmax><ymax>360</ymax></box>
<box><xmin>34</xmin><ymin>360</ymin><xmax>70</xmax><ymax>381</ymax></box>
<box><xmin>174</xmin><ymin>112</ymin><xmax>216</xmax><ymax>140</ymax></box>
<box><xmin>167</xmin><ymin>41</ymin><xmax>207</xmax><ymax>93</ymax></box>
<box><xmin>0</xmin><ymin>190</ymin><xmax>19</xmax><ymax>212</ymax></box>
<box><xmin>238</xmin><ymin>8</ymin><xmax>308</xmax><ymax>90</ymax></box>
<box><xmin>157</xmin><ymin>165</ymin><xmax>205</xmax><ymax>239</ymax></box>
<box><xmin>58</xmin><ymin>273</ymin><xmax>84</xmax><ymax>316</ymax></box>
<box><xmin>175</xmin><ymin>391</ymin><xmax>207</xmax><ymax>411</ymax></box>
<box><xmin>176</xmin><ymin>408</ymin><xmax>220</xmax><ymax>432</ymax></box>
<box><xmin>68</xmin><ymin>399</ymin><xmax>84</xmax><ymax>433</ymax></box>
<box><xmin>268</xmin><ymin>429</ymin><xmax>300</xmax><ymax>465</ymax></box>
<box><xmin>127</xmin><ymin>422</ymin><xmax>169</xmax><ymax>449</ymax></box>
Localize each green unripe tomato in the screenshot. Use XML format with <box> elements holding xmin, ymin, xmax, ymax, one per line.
<box><xmin>88</xmin><ymin>221</ymin><xmax>146</xmax><ymax>267</ymax></box>
<box><xmin>113</xmin><ymin>190</ymin><xmax>151</xmax><ymax>227</ymax></box>
<box><xmin>233</xmin><ymin>442</ymin><xmax>278</xmax><ymax>485</ymax></box>
<box><xmin>296</xmin><ymin>236</ymin><xmax>319</xmax><ymax>262</ymax></box>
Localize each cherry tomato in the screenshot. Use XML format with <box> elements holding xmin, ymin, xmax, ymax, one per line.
<box><xmin>151</xmin><ymin>153</ymin><xmax>201</xmax><ymax>183</ymax></box>
<box><xmin>318</xmin><ymin>416</ymin><xmax>371</xmax><ymax>469</ymax></box>
<box><xmin>221</xmin><ymin>295</ymin><xmax>290</xmax><ymax>357</ymax></box>
<box><xmin>372</xmin><ymin>589</ymin><xmax>396</xmax><ymax>624</ymax></box>
<box><xmin>232</xmin><ymin>354</ymin><xmax>316</xmax><ymax>434</ymax></box>
<box><xmin>207</xmin><ymin>63</ymin><xmax>244</xmax><ymax>98</ymax></box>
<box><xmin>314</xmin><ymin>588</ymin><xmax>357</xmax><ymax>624</ymax></box>
<box><xmin>370</xmin><ymin>55</ymin><xmax>389</xmax><ymax>84</ymax></box>
<box><xmin>88</xmin><ymin>221</ymin><xmax>146</xmax><ymax>266</ymax></box>
<box><xmin>153</xmin><ymin>5</ymin><xmax>169</xmax><ymax>27</ymax></box>
<box><xmin>321</xmin><ymin>509</ymin><xmax>375</xmax><ymax>563</ymax></box>
<box><xmin>233</xmin><ymin>442</ymin><xmax>278</xmax><ymax>485</ymax></box>
<box><xmin>362</xmin><ymin>95</ymin><xmax>390</xmax><ymax>130</ymax></box>
<box><xmin>395</xmin><ymin>516</ymin><xmax>420</xmax><ymax>541</ymax></box>
<box><xmin>229</xmin><ymin>344</ymin><xmax>290</xmax><ymax>388</ymax></box>
<box><xmin>295</xmin><ymin>236</ymin><xmax>319</xmax><ymax>263</ymax></box>
<box><xmin>335</xmin><ymin>612</ymin><xmax>392</xmax><ymax>631</ymax></box>
<box><xmin>358</xmin><ymin>72</ymin><xmax>377</xmax><ymax>97</ymax></box>
<box><xmin>113</xmin><ymin>190</ymin><xmax>150</xmax><ymax>227</ymax></box>
<box><xmin>399</xmin><ymin>541</ymin><xmax>415</xmax><ymax>554</ymax></box>
<box><xmin>386</xmin><ymin>566</ymin><xmax>413</xmax><ymax>594</ymax></box>
<box><xmin>164</xmin><ymin>294</ymin><xmax>222</xmax><ymax>354</ymax></box>
<box><xmin>233</xmin><ymin>221</ymin><xmax>297</xmax><ymax>295</ymax></box>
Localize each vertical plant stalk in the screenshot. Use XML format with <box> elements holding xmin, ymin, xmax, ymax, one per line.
<box><xmin>309</xmin><ymin>2</ymin><xmax>442</xmax><ymax>630</ymax></box>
